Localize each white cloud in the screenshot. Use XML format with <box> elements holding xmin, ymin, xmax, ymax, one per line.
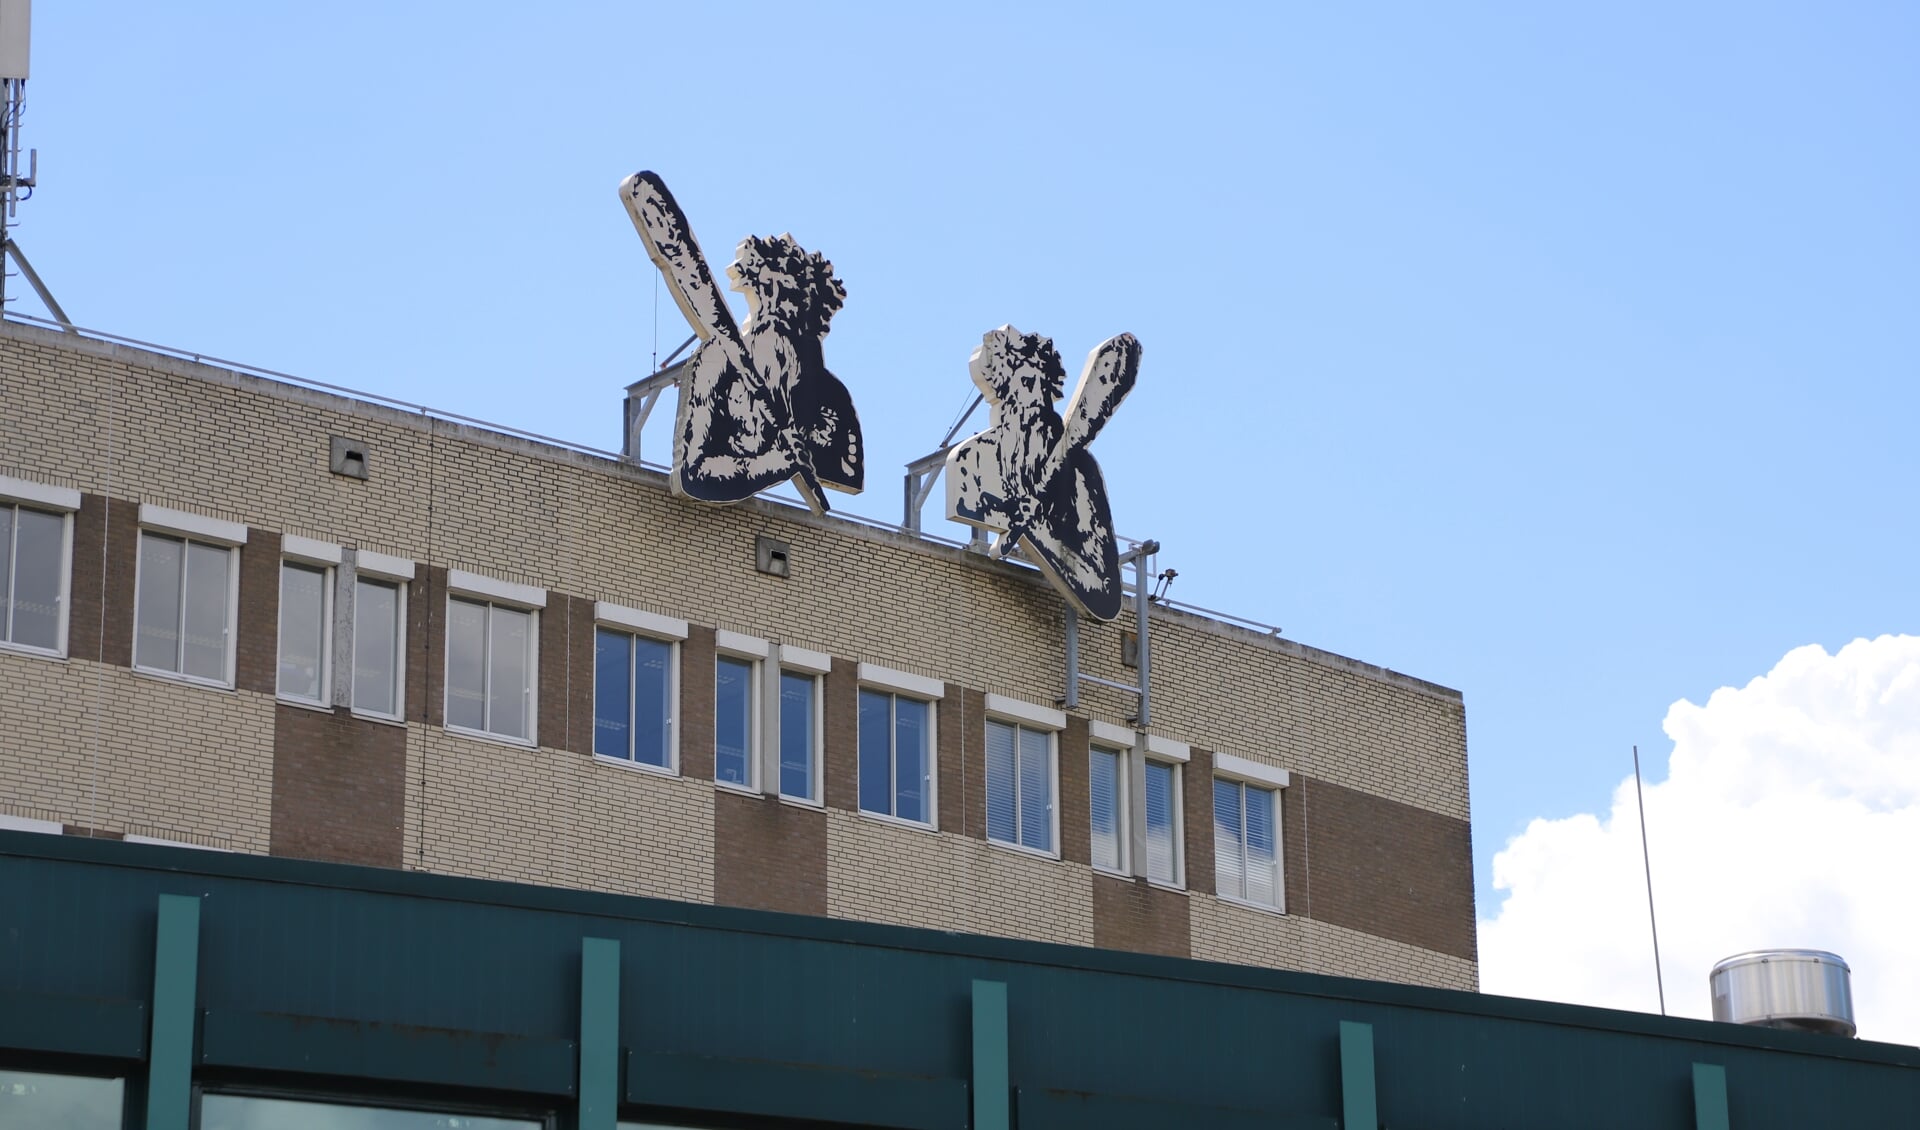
<box><xmin>1477</xmin><ymin>634</ymin><xmax>1920</xmax><ymax>1047</ymax></box>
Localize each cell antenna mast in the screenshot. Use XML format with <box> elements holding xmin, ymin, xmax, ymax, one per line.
<box><xmin>0</xmin><ymin>0</ymin><xmax>71</xmax><ymax>328</ymax></box>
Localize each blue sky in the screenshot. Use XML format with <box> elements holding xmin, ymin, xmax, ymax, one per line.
<box><xmin>12</xmin><ymin>4</ymin><xmax>1917</xmax><ymax>932</ymax></box>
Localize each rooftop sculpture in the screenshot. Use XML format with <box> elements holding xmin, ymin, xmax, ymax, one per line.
<box><xmin>621</xmin><ymin>171</ymin><xmax>863</xmax><ymax>514</ymax></box>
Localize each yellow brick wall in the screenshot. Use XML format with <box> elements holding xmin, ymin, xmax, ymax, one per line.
<box><xmin>1191</xmin><ymin>894</ymin><xmax>1478</xmax><ymax>991</ymax></box>
<box><xmin>407</xmin><ymin>726</ymin><xmax>714</xmax><ymax>903</ymax></box>
<box><xmin>825</xmin><ymin>810</ymin><xmax>1095</xmax><ymax>946</ymax></box>
<box><xmin>0</xmin><ymin>653</ymin><xmax>273</xmax><ymax>852</ymax></box>
<box><xmin>1</xmin><ymin>323</ymin><xmax>1473</xmax><ymax>988</ymax></box>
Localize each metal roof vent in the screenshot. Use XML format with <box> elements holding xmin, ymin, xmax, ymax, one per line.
<box><xmin>1709</xmin><ymin>949</ymin><xmax>1856</xmax><ymax>1038</ymax></box>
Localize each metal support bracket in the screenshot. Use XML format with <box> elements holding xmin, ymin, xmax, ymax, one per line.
<box><xmin>622</xmin><ymin>359</ymin><xmax>687</xmax><ymax>465</ymax></box>
<box><xmin>1</xmin><ymin>239</ymin><xmax>71</xmax><ymax>330</ymax></box>
<box><xmin>1060</xmin><ymin>539</ymin><xmax>1158</xmax><ymax>726</ymax></box>
<box><xmin>900</xmin><ymin>392</ymin><xmax>984</xmax><ymax>543</ymax></box>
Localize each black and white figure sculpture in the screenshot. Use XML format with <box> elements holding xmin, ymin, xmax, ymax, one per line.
<box><xmin>945</xmin><ymin>326</ymin><xmax>1142</xmax><ymax>622</ymax></box>
<box><xmin>620</xmin><ymin>171</ymin><xmax>862</xmax><ymax>513</ymax></box>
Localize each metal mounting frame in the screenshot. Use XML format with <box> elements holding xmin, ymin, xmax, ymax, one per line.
<box><xmin>1061</xmin><ymin>539</ymin><xmax>1159</xmax><ymax>726</ymax></box>
<box><xmin>621</xmin><ymin>333</ymin><xmax>696</xmax><ymax>465</ymax></box>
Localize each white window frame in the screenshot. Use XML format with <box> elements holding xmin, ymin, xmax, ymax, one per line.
<box><xmin>984</xmin><ymin>694</ymin><xmax>1063</xmax><ymax>859</ymax></box>
<box><xmin>443</xmin><ymin>570</ymin><xmax>544</xmax><ymax>747</ymax></box>
<box><xmin>1088</xmin><ymin>740</ymin><xmax>1130</xmax><ymax>877</ymax></box>
<box><xmin>1211</xmin><ymin>751</ymin><xmax>1290</xmax><ymax>913</ymax></box>
<box><xmin>772</xmin><ymin>644</ymin><xmax>829</xmax><ymax>806</ymax></box>
<box><xmin>713</xmin><ymin>630</ymin><xmax>767</xmax><ymax>794</ymax></box>
<box><xmin>132</xmin><ymin>505</ymin><xmax>248</xmax><ymax>689</ymax></box>
<box><xmin>591</xmin><ymin>601</ymin><xmax>684</xmax><ymax>776</ymax></box>
<box><xmin>855</xmin><ymin>663</ymin><xmax>944</xmax><ymax>830</ymax></box>
<box><xmin>1140</xmin><ymin>754</ymin><xmax>1186</xmax><ymax>889</ymax></box>
<box><xmin>276</xmin><ymin>537</ymin><xmax>340</xmax><ymax>708</ymax></box>
<box><xmin>349</xmin><ymin>551</ymin><xmax>414</xmax><ymax>723</ymax></box>
<box><xmin>0</xmin><ymin>476</ymin><xmax>79</xmax><ymax>660</ymax></box>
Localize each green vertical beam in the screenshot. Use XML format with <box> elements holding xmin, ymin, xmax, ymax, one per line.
<box><xmin>1692</xmin><ymin>1063</ymin><xmax>1729</xmax><ymax>1130</ymax></box>
<box><xmin>971</xmin><ymin>980</ymin><xmax>1008</xmax><ymax>1130</ymax></box>
<box><xmin>1340</xmin><ymin>1021</ymin><xmax>1377</xmax><ymax>1130</ymax></box>
<box><xmin>579</xmin><ymin>937</ymin><xmax>621</xmax><ymax>1130</ymax></box>
<box><xmin>145</xmin><ymin>894</ymin><xmax>201</xmax><ymax>1130</ymax></box>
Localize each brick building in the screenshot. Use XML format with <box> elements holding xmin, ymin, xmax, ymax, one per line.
<box><xmin>0</xmin><ymin>318</ymin><xmax>1476</xmax><ymax>990</ymax></box>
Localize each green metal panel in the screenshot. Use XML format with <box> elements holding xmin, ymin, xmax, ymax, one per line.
<box><xmin>972</xmin><ymin>980</ymin><xmax>1008</xmax><ymax>1130</ymax></box>
<box><xmin>145</xmin><ymin>894</ymin><xmax>200</xmax><ymax>1130</ymax></box>
<box><xmin>1694</xmin><ymin>1063</ymin><xmax>1730</xmax><ymax>1130</ymax></box>
<box><xmin>197</xmin><ymin>1010</ymin><xmax>576</xmax><ymax>1095</ymax></box>
<box><xmin>578</xmin><ymin>938</ymin><xmax>619</xmax><ymax>1130</ymax></box>
<box><xmin>626</xmin><ymin>1050</ymin><xmax>968</xmax><ymax>1129</ymax></box>
<box><xmin>4</xmin><ymin>834</ymin><xmax>1918</xmax><ymax>1130</ymax></box>
<box><xmin>1341</xmin><ymin>1021</ymin><xmax>1377</xmax><ymax>1130</ymax></box>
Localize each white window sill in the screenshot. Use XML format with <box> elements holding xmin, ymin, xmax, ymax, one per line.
<box><xmin>1146</xmin><ymin>877</ymin><xmax>1189</xmax><ymax>895</ymax></box>
<box><xmin>350</xmin><ymin>709</ymin><xmax>408</xmax><ymax>729</ymax></box>
<box><xmin>132</xmin><ymin>666</ymin><xmax>234</xmax><ymax>692</ymax></box>
<box><xmin>777</xmin><ymin>792</ymin><xmax>824</xmax><ymax>811</ymax></box>
<box><xmin>276</xmin><ymin>695</ymin><xmax>333</xmax><ymax>714</ymax></box>
<box><xmin>1091</xmin><ymin>863</ymin><xmax>1130</xmax><ymax>880</ymax></box>
<box><xmin>713</xmin><ymin>779</ymin><xmax>761</xmax><ymax>798</ymax></box>
<box><xmin>591</xmin><ymin>753</ymin><xmax>679</xmax><ymax>779</ymax></box>
<box><xmin>1216</xmin><ymin>893</ymin><xmax>1287</xmax><ymax>917</ymax></box>
<box><xmin>986</xmin><ymin>837</ymin><xmax>1061</xmax><ymax>863</ymax></box>
<box><xmin>0</xmin><ymin>641</ymin><xmax>66</xmax><ymax>662</ymax></box>
<box><xmin>856</xmin><ymin>809</ymin><xmax>939</xmax><ymax>835</ymax></box>
<box><xmin>443</xmin><ymin>724</ymin><xmax>536</xmax><ymax>750</ymax></box>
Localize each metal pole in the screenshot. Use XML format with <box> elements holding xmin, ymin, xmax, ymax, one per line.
<box><xmin>1632</xmin><ymin>744</ymin><xmax>1667</xmax><ymax>1016</ymax></box>
<box><xmin>1061</xmin><ymin>606</ymin><xmax>1079</xmax><ymax>709</ymax></box>
<box><xmin>1133</xmin><ymin>550</ymin><xmax>1152</xmax><ymax>727</ymax></box>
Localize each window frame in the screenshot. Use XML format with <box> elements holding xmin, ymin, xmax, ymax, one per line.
<box><xmin>983</xmin><ymin>694</ymin><xmax>1064</xmax><ymax>859</ymax></box>
<box><xmin>131</xmin><ymin>505</ymin><xmax>248</xmax><ymax>689</ymax></box>
<box><xmin>275</xmin><ymin>536</ymin><xmax>341</xmax><ymax>708</ymax></box>
<box><xmin>591</xmin><ymin>601</ymin><xmax>686</xmax><ymax>776</ymax></box>
<box><xmin>0</xmin><ymin>476</ymin><xmax>78</xmax><ymax>660</ymax></box>
<box><xmin>348</xmin><ymin>550</ymin><xmax>414</xmax><ymax>723</ymax></box>
<box><xmin>1211</xmin><ymin>751</ymin><xmax>1291</xmax><ymax>913</ymax></box>
<box><xmin>774</xmin><ymin>644</ymin><xmax>830</xmax><ymax>806</ymax></box>
<box><xmin>855</xmin><ymin>662</ymin><xmax>945</xmax><ymax>830</ymax></box>
<box><xmin>1141</xmin><ymin>754</ymin><xmax>1186</xmax><ymax>889</ymax></box>
<box><xmin>442</xmin><ymin>570</ymin><xmax>545</xmax><ymax>747</ymax></box>
<box><xmin>1088</xmin><ymin>740</ymin><xmax>1130</xmax><ymax>876</ymax></box>
<box><xmin>712</xmin><ymin>629</ymin><xmax>768</xmax><ymax>794</ymax></box>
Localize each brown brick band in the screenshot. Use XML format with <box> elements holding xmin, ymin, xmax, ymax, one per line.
<box><xmin>236</xmin><ymin>531</ymin><xmax>280</xmax><ymax>695</ymax></box>
<box><xmin>269</xmin><ymin>703</ymin><xmax>406</xmax><ymax>867</ymax></box>
<box><xmin>712</xmin><ymin>788</ymin><xmax>827</xmax><ymax>917</ymax></box>
<box><xmin>1296</xmin><ymin>774</ymin><xmax>1476</xmax><ymax>962</ymax></box>
<box><xmin>1092</xmin><ymin>872</ymin><xmax>1190</xmax><ymax>958</ymax></box>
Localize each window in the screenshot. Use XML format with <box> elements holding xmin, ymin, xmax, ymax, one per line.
<box><xmin>858</xmin><ymin>689</ymin><xmax>933</xmax><ymax>824</ymax></box>
<box><xmin>1214</xmin><ymin>777</ymin><xmax>1282</xmax><ymax>909</ymax></box>
<box><xmin>352</xmin><ymin>576</ymin><xmax>405</xmax><ymax>718</ymax></box>
<box><xmin>778</xmin><ymin>667</ymin><xmax>821</xmax><ymax>802</ymax></box>
<box><xmin>277</xmin><ymin>560</ymin><xmax>332</xmax><ymax>704</ymax></box>
<box><xmin>986</xmin><ymin>719</ymin><xmax>1055</xmax><ymax>853</ymax></box>
<box><xmin>1089</xmin><ymin>743</ymin><xmax>1126</xmax><ymax>872</ymax></box>
<box><xmin>0</xmin><ymin>1069</ymin><xmax>124</xmax><ymax>1130</ymax></box>
<box><xmin>445</xmin><ymin>569</ymin><xmax>544</xmax><ymax>743</ymax></box>
<box><xmin>715</xmin><ymin>653</ymin><xmax>759</xmax><ymax>788</ymax></box>
<box><xmin>592</xmin><ymin>603</ymin><xmax>684</xmax><ymax>771</ymax></box>
<box><xmin>201</xmin><ymin>1094</ymin><xmax>538</xmax><ymax>1130</ymax></box>
<box><xmin>0</xmin><ymin>501</ymin><xmax>71</xmax><ymax>656</ymax></box>
<box><xmin>135</xmin><ymin>533</ymin><xmax>238</xmax><ymax>684</ymax></box>
<box><xmin>1143</xmin><ymin>758</ymin><xmax>1182</xmax><ymax>886</ymax></box>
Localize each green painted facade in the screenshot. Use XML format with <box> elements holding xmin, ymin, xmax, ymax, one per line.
<box><xmin>2</xmin><ymin>832</ymin><xmax>1914</xmax><ymax>1128</ymax></box>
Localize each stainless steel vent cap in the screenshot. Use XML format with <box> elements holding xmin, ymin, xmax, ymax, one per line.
<box><xmin>1709</xmin><ymin>949</ymin><xmax>1855</xmax><ymax>1038</ymax></box>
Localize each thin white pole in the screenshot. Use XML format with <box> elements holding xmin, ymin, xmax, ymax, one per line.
<box><xmin>1633</xmin><ymin>744</ymin><xmax>1667</xmax><ymax>1016</ymax></box>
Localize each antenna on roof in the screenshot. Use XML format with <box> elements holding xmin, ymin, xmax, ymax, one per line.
<box><xmin>0</xmin><ymin>0</ymin><xmax>72</xmax><ymax>330</ymax></box>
